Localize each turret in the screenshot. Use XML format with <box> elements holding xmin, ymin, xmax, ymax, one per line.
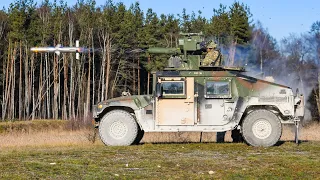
<box><xmin>147</xmin><ymin>32</ymin><xmax>206</xmax><ymax>70</ymax></box>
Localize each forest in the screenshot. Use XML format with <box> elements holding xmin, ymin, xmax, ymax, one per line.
<box><xmin>0</xmin><ymin>0</ymin><xmax>320</xmax><ymax>122</ymax></box>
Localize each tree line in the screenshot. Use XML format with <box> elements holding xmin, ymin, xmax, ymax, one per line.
<box><xmin>0</xmin><ymin>0</ymin><xmax>319</xmax><ymax>122</ymax></box>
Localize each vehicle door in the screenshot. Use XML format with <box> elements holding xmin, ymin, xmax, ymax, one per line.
<box><xmin>195</xmin><ymin>77</ymin><xmax>232</xmax><ymax>125</ymax></box>
<box><xmin>156</xmin><ymin>77</ymin><xmax>195</xmax><ymax>125</ymax></box>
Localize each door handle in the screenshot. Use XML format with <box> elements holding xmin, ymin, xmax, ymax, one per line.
<box><xmin>184</xmin><ymin>101</ymin><xmax>194</xmax><ymax>105</ymax></box>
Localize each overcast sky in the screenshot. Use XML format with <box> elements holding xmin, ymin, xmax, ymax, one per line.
<box><xmin>1</xmin><ymin>0</ymin><xmax>319</xmax><ymax>42</ymax></box>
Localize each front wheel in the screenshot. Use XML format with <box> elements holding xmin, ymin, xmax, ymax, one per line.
<box><xmin>99</xmin><ymin>110</ymin><xmax>139</xmax><ymax>146</ymax></box>
<box><xmin>242</xmin><ymin>110</ymin><xmax>282</xmax><ymax>147</ymax></box>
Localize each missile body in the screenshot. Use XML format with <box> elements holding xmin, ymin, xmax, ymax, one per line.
<box><xmin>30</xmin><ymin>44</ymin><xmax>83</xmax><ymax>55</ymax></box>
<box><xmin>31</xmin><ymin>40</ymin><xmax>82</xmax><ymax>59</ymax></box>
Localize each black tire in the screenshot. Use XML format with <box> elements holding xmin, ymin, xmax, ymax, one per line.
<box><xmin>133</xmin><ymin>128</ymin><xmax>145</xmax><ymax>145</ymax></box>
<box><xmin>99</xmin><ymin>110</ymin><xmax>138</xmax><ymax>146</ymax></box>
<box><xmin>241</xmin><ymin>110</ymin><xmax>282</xmax><ymax>147</ymax></box>
<box><xmin>231</xmin><ymin>129</ymin><xmax>243</xmax><ymax>143</ymax></box>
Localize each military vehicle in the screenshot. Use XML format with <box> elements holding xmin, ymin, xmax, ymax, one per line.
<box><xmin>92</xmin><ymin>32</ymin><xmax>304</xmax><ymax>147</ymax></box>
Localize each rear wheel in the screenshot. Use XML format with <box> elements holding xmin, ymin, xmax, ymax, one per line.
<box><xmin>99</xmin><ymin>110</ymin><xmax>138</xmax><ymax>146</ymax></box>
<box><xmin>242</xmin><ymin>110</ymin><xmax>282</xmax><ymax>147</ymax></box>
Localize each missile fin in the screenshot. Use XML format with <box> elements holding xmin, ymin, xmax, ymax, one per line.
<box><xmin>76</xmin><ymin>53</ymin><xmax>80</xmax><ymax>60</ymax></box>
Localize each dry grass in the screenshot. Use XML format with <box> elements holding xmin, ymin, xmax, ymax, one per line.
<box><xmin>0</xmin><ymin>130</ymin><xmax>95</xmax><ymax>148</ymax></box>
<box><xmin>0</xmin><ymin>120</ymin><xmax>96</xmax><ymax>148</ymax></box>
<box><xmin>0</xmin><ymin>120</ymin><xmax>319</xmax><ymax>148</ymax></box>
<box><xmin>281</xmin><ymin>123</ymin><xmax>320</xmax><ymax>141</ymax></box>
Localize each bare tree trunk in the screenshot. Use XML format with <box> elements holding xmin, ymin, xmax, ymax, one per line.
<box><xmin>23</xmin><ymin>43</ymin><xmax>30</xmax><ymax>119</ymax></box>
<box><xmin>228</xmin><ymin>39</ymin><xmax>237</xmax><ymax>66</ymax></box>
<box><xmin>317</xmin><ymin>40</ymin><xmax>320</xmax><ymax>120</ymax></box>
<box><xmin>85</xmin><ymin>29</ymin><xmax>92</xmax><ymax>117</ymax></box>
<box><xmin>24</xmin><ymin>43</ymin><xmax>30</xmax><ymax>119</ymax></box>
<box><xmin>105</xmin><ymin>34</ymin><xmax>111</xmax><ymax>100</ymax></box>
<box><xmin>138</xmin><ymin>54</ymin><xmax>140</xmax><ymax>95</ymax></box>
<box><xmin>53</xmin><ymin>53</ymin><xmax>58</xmax><ymax>119</ymax></box>
<box><xmin>86</xmin><ymin>53</ymin><xmax>91</xmax><ymax>117</ymax></box>
<box><xmin>38</xmin><ymin>53</ymin><xmax>43</xmax><ymax>119</ymax></box>
<box><xmin>133</xmin><ymin>57</ymin><xmax>136</xmax><ymax>94</ymax></box>
<box><xmin>147</xmin><ymin>55</ymin><xmax>150</xmax><ymax>95</ymax></box>
<box><xmin>98</xmin><ymin>29</ymin><xmax>112</xmax><ymax>100</ymax></box>
<box><xmin>68</xmin><ymin>18</ymin><xmax>75</xmax><ymax>119</ymax></box>
<box><xmin>99</xmin><ymin>33</ymin><xmax>106</xmax><ymax>101</ymax></box>
<box><xmin>69</xmin><ymin>54</ymin><xmax>75</xmax><ymax>119</ymax></box>
<box><xmin>318</xmin><ymin>73</ymin><xmax>320</xmax><ymax>117</ymax></box>
<box><xmin>92</xmin><ymin>30</ymin><xmax>95</xmax><ymax>105</ymax></box>
<box><xmin>10</xmin><ymin>43</ymin><xmax>17</xmax><ymax>119</ymax></box>
<box><xmin>19</xmin><ymin>40</ymin><xmax>23</xmax><ymax>120</ymax></box>
<box><xmin>77</xmin><ymin>67</ymin><xmax>85</xmax><ymax>118</ymax></box>
<box><xmin>31</xmin><ymin>53</ymin><xmax>35</xmax><ymax>120</ymax></box>
<box><xmin>2</xmin><ymin>41</ymin><xmax>11</xmax><ymax>120</ymax></box>
<box><xmin>97</xmin><ymin>61</ymin><xmax>102</xmax><ymax>102</ymax></box>
<box><xmin>41</xmin><ymin>54</ymin><xmax>46</xmax><ymax>118</ymax></box>
<box><xmin>45</xmin><ymin>53</ymin><xmax>51</xmax><ymax>118</ymax></box>
<box><xmin>111</xmin><ymin>59</ymin><xmax>121</xmax><ymax>98</ymax></box>
<box><xmin>58</xmin><ymin>57</ymin><xmax>61</xmax><ymax>118</ymax></box>
<box><xmin>63</xmin><ymin>55</ymin><xmax>68</xmax><ymax>119</ymax></box>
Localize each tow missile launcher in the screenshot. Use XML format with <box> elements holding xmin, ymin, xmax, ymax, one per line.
<box><xmin>146</xmin><ymin>32</ymin><xmax>207</xmax><ymax>70</ymax></box>
<box><xmin>146</xmin><ymin>32</ymin><xmax>243</xmax><ymax>71</ymax></box>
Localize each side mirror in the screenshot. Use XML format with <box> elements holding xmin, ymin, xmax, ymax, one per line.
<box><xmin>156</xmin><ymin>83</ymin><xmax>162</xmax><ymax>98</ymax></box>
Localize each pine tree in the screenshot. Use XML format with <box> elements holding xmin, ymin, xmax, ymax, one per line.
<box><xmin>207</xmin><ymin>4</ymin><xmax>231</xmax><ymax>44</ymax></box>
<box><xmin>229</xmin><ymin>2</ymin><xmax>252</xmax><ymax>45</ymax></box>
<box><xmin>189</xmin><ymin>10</ymin><xmax>206</xmax><ymax>33</ymax></box>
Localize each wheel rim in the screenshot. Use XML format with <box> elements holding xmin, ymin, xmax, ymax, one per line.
<box><xmin>252</xmin><ymin>119</ymin><xmax>272</xmax><ymax>139</ymax></box>
<box><xmin>109</xmin><ymin>120</ymin><xmax>128</xmax><ymax>139</ymax></box>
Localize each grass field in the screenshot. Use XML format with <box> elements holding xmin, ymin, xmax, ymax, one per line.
<box><xmin>0</xmin><ymin>120</ymin><xmax>319</xmax><ymax>179</ymax></box>
<box><xmin>1</xmin><ymin>141</ymin><xmax>320</xmax><ymax>179</ymax></box>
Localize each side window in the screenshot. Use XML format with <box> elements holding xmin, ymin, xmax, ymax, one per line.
<box><xmin>205</xmin><ymin>81</ymin><xmax>231</xmax><ymax>98</ymax></box>
<box><xmin>162</xmin><ymin>81</ymin><xmax>185</xmax><ymax>97</ymax></box>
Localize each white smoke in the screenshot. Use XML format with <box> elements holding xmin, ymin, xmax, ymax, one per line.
<box><xmin>218</xmin><ymin>34</ymin><xmax>318</xmax><ymax>123</ymax></box>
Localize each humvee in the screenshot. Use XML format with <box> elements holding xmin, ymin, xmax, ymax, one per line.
<box><xmin>92</xmin><ymin>33</ymin><xmax>304</xmax><ymax>147</ymax></box>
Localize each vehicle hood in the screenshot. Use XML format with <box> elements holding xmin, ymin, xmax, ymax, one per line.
<box><xmin>100</xmin><ymin>95</ymin><xmax>152</xmax><ymax>110</ymax></box>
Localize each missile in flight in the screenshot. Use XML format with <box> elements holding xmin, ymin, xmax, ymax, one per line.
<box><xmin>30</xmin><ymin>40</ymin><xmax>83</xmax><ymax>59</ymax></box>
